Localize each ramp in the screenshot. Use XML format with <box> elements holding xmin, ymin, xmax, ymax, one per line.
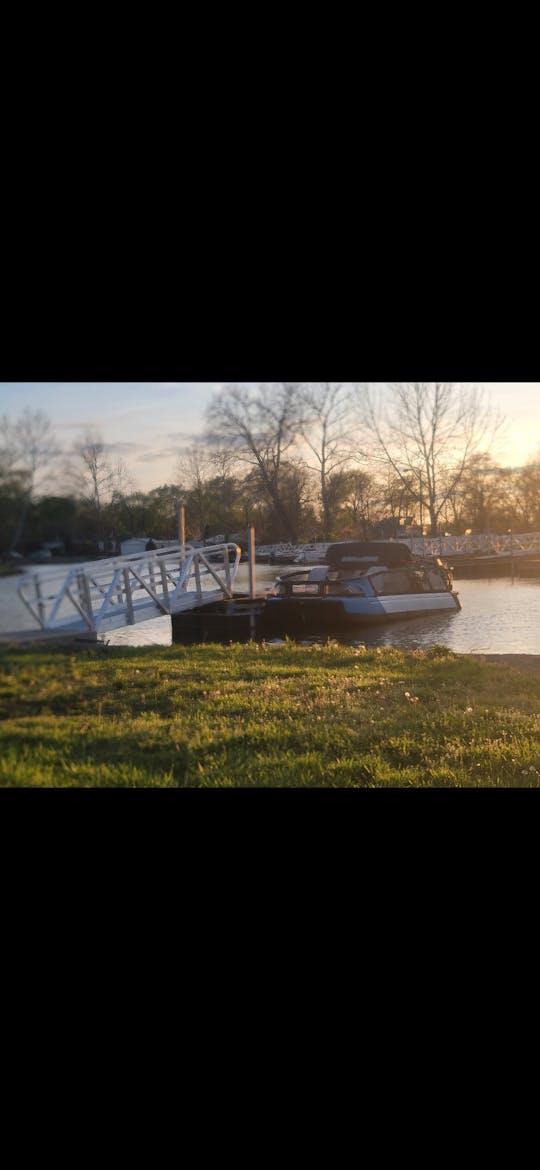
<box><xmin>17</xmin><ymin>544</ymin><xmax>242</xmax><ymax>636</ymax></box>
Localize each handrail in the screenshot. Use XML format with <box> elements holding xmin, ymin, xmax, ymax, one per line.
<box><xmin>17</xmin><ymin>544</ymin><xmax>242</xmax><ymax>633</ymax></box>
<box><xmin>403</xmin><ymin>532</ymin><xmax>540</xmax><ymax>557</ymax></box>
<box><xmin>257</xmin><ymin>532</ymin><xmax>540</xmax><ymax>564</ymax></box>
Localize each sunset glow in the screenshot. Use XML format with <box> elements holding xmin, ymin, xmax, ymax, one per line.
<box><xmin>0</xmin><ymin>381</ymin><xmax>538</xmax><ymax>491</ymax></box>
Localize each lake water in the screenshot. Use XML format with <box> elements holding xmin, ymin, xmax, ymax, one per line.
<box><xmin>2</xmin><ymin>563</ymin><xmax>540</xmax><ymax>654</ymax></box>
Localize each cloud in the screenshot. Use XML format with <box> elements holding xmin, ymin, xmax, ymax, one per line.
<box><xmin>135</xmin><ymin>448</ymin><xmax>181</xmax><ymax>463</ymax></box>
<box><xmin>100</xmin><ymin>442</ymin><xmax>146</xmax><ymax>454</ymax></box>
<box><xmin>54</xmin><ymin>419</ymin><xmax>96</xmax><ymax>431</ymax></box>
<box><xmin>158</xmin><ymin>430</ymin><xmax>206</xmax><ymax>443</ymax></box>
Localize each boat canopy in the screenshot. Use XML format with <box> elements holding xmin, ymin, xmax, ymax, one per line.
<box><xmin>325</xmin><ymin>541</ymin><xmax>413</xmax><ymax>568</ymax></box>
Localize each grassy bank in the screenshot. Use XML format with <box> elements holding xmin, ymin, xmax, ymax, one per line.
<box><xmin>1</xmin><ymin>641</ymin><xmax>539</xmax><ymax>786</ymax></box>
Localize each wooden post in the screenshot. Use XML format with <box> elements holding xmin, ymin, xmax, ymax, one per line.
<box><xmin>178</xmin><ymin>503</ymin><xmax>186</xmax><ymax>563</ymax></box>
<box><xmin>178</xmin><ymin>504</ymin><xmax>186</xmax><ymax>545</ymax></box>
<box><xmin>123</xmin><ymin>568</ymin><xmax>135</xmax><ymax>624</ymax></box>
<box><xmin>35</xmin><ymin>575</ymin><xmax>46</xmax><ymax>627</ymax></box>
<box><xmin>248</xmin><ymin>524</ymin><xmax>257</xmax><ymax>600</ymax></box>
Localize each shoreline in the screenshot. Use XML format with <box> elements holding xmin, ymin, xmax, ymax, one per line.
<box><xmin>1</xmin><ymin>631</ymin><xmax>540</xmax><ymax>671</ymax></box>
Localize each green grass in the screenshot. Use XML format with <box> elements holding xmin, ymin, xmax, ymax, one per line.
<box><xmin>1</xmin><ymin>641</ymin><xmax>539</xmax><ymax>786</ymax></box>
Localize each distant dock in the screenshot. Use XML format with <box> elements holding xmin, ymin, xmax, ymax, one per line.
<box><xmin>449</xmin><ymin>553</ymin><xmax>540</xmax><ymax>578</ymax></box>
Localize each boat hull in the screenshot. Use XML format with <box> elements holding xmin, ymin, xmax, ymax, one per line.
<box><xmin>263</xmin><ymin>592</ymin><xmax>461</xmax><ymax>636</ymax></box>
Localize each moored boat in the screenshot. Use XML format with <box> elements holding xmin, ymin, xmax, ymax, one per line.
<box><xmin>263</xmin><ymin>541</ymin><xmax>461</xmax><ymax>636</ymax></box>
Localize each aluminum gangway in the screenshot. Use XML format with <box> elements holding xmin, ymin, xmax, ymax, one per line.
<box><xmin>17</xmin><ymin>543</ymin><xmax>242</xmax><ymax>636</ymax></box>
<box><xmin>403</xmin><ymin>531</ymin><xmax>540</xmax><ymax>558</ymax></box>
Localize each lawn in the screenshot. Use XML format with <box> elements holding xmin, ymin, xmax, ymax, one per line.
<box><xmin>1</xmin><ymin>641</ymin><xmax>539</xmax><ymax>786</ymax></box>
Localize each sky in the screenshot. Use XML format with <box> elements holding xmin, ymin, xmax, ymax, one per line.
<box><xmin>0</xmin><ymin>381</ymin><xmax>538</xmax><ymax>492</ymax></box>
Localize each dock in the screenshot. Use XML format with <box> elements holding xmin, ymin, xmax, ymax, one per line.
<box><xmin>448</xmin><ymin>552</ymin><xmax>540</xmax><ymax>578</ymax></box>
<box><xmin>13</xmin><ymin>542</ymin><xmax>243</xmax><ymax>639</ymax></box>
<box><xmin>171</xmin><ymin>596</ymin><xmax>267</xmax><ymax>643</ymax></box>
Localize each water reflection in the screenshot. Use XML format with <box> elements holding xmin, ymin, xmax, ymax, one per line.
<box><xmin>297</xmin><ymin>577</ymin><xmax>540</xmax><ymax>655</ymax></box>
<box><xmin>251</xmin><ymin>567</ymin><xmax>540</xmax><ymax>655</ymax></box>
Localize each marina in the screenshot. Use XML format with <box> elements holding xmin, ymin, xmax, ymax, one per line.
<box><xmin>2</xmin><ymin>539</ymin><xmax>463</xmax><ymax>645</ymax></box>
<box><xmin>2</xmin><ymin>557</ymin><xmax>540</xmax><ymax>656</ymax></box>
<box><xmin>2</xmin><ymin>381</ymin><xmax>539</xmax><ymax>788</ymax></box>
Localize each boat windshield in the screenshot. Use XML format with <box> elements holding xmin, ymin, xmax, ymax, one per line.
<box><xmin>369</xmin><ymin>566</ymin><xmax>451</xmax><ymax>596</ymax></box>
<box><xmin>273</xmin><ymin>570</ymin><xmax>311</xmax><ymax>596</ymax></box>
<box><xmin>327</xmin><ymin>578</ymin><xmax>370</xmax><ymax>596</ymax></box>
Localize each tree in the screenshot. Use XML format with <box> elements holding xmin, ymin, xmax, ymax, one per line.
<box><xmin>0</xmin><ymin>408</ymin><xmax>56</xmax><ymax>552</ymax></box>
<box><xmin>510</xmin><ymin>454</ymin><xmax>540</xmax><ymax>531</ymax></box>
<box><xmin>71</xmin><ymin>430</ymin><xmax>129</xmax><ymax>544</ymax></box>
<box><xmin>446</xmin><ymin>454</ymin><xmax>513</xmax><ymax>533</ymax></box>
<box><xmin>206</xmin><ymin>383</ymin><xmax>302</xmax><ymax>541</ymax></box>
<box><xmin>358</xmin><ymin>381</ymin><xmax>502</xmax><ymax>535</ymax></box>
<box><xmin>114</xmin><ymin>484</ymin><xmax>181</xmax><ymax>542</ymax></box>
<box><xmin>276</xmin><ymin>460</ymin><xmax>315</xmax><ymax>543</ymax></box>
<box><xmin>340</xmin><ymin>469</ymin><xmax>377</xmax><ymax>537</ymax></box>
<box><xmin>377</xmin><ymin>469</ymin><xmax>419</xmax><ymax>534</ymax></box>
<box><xmin>296</xmin><ymin>382</ymin><xmax>355</xmax><ymax>538</ymax></box>
<box><xmin>176</xmin><ymin>446</ymin><xmax>218</xmax><ymax>539</ymax></box>
<box><xmin>27</xmin><ymin>496</ymin><xmax>78</xmax><ymax>552</ymax></box>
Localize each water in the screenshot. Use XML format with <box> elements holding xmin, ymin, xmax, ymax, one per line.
<box><xmin>2</xmin><ymin>563</ymin><xmax>540</xmax><ymax>653</ymax></box>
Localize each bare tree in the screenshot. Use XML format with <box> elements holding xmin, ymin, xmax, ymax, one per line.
<box><xmin>176</xmin><ymin>446</ymin><xmax>212</xmax><ymax>538</ymax></box>
<box><xmin>1</xmin><ymin>408</ymin><xmax>57</xmax><ymax>551</ymax></box>
<box><xmin>296</xmin><ymin>382</ymin><xmax>356</xmax><ymax>538</ymax></box>
<box><xmin>206</xmin><ymin>383</ymin><xmax>302</xmax><ymax>541</ymax></box>
<box><xmin>0</xmin><ymin>416</ymin><xmax>15</xmax><ymax>480</ymax></box>
<box><xmin>357</xmin><ymin>381</ymin><xmax>503</xmax><ymax>535</ymax></box>
<box><xmin>72</xmin><ymin>430</ymin><xmax>128</xmax><ymax>544</ymax></box>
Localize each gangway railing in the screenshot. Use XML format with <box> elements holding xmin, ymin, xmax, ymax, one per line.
<box><xmin>403</xmin><ymin>532</ymin><xmax>540</xmax><ymax>558</ymax></box>
<box><xmin>17</xmin><ymin>544</ymin><xmax>242</xmax><ymax>635</ymax></box>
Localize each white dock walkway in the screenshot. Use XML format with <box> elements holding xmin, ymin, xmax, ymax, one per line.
<box><xmin>16</xmin><ymin>543</ymin><xmax>242</xmax><ymax>637</ymax></box>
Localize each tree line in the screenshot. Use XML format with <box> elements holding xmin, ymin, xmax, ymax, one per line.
<box><xmin>1</xmin><ymin>383</ymin><xmax>539</xmax><ymax>557</ymax></box>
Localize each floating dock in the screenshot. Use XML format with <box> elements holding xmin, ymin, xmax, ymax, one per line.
<box><xmin>449</xmin><ymin>552</ymin><xmax>540</xmax><ymax>578</ymax></box>
<box><xmin>171</xmin><ymin>596</ymin><xmax>267</xmax><ymax>644</ymax></box>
